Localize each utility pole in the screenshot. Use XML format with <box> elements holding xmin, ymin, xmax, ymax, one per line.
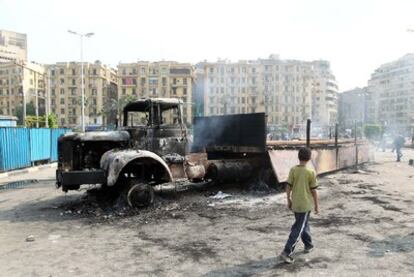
<box><xmin>68</xmin><ymin>30</ymin><xmax>94</xmax><ymax>132</ymax></box>
<box><xmin>45</xmin><ymin>70</ymin><xmax>50</xmax><ymax>128</ymax></box>
<box><xmin>35</xmin><ymin>71</ymin><xmax>39</xmax><ymax>128</ymax></box>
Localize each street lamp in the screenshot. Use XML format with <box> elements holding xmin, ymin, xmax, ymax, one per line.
<box><xmin>68</xmin><ymin>30</ymin><xmax>94</xmax><ymax>132</ymax></box>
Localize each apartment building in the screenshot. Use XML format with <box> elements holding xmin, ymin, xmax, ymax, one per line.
<box><xmin>117</xmin><ymin>61</ymin><xmax>194</xmax><ymax>125</ymax></box>
<box><xmin>338</xmin><ymin>87</ymin><xmax>368</xmax><ymax>128</ymax></box>
<box><xmin>200</xmin><ymin>55</ymin><xmax>338</xmax><ymax>130</ymax></box>
<box><xmin>45</xmin><ymin>61</ymin><xmax>117</xmax><ymax>128</ymax></box>
<box><xmin>201</xmin><ymin>60</ymin><xmax>265</xmax><ymax>118</ymax></box>
<box><xmin>311</xmin><ymin>60</ymin><xmax>338</xmax><ymax>126</ymax></box>
<box><xmin>0</xmin><ymin>61</ymin><xmax>45</xmax><ymax>119</ymax></box>
<box><xmin>0</xmin><ymin>29</ymin><xmax>27</xmax><ymax>63</ymax></box>
<box><xmin>367</xmin><ymin>54</ymin><xmax>414</xmax><ymax>132</ymax></box>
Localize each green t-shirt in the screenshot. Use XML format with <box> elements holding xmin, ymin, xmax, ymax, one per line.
<box><xmin>287</xmin><ymin>165</ymin><xmax>318</xmax><ymax>213</ymax></box>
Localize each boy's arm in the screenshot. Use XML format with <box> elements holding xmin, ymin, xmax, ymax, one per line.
<box><xmin>310</xmin><ymin>170</ymin><xmax>319</xmax><ymax>214</ymax></box>
<box><xmin>286</xmin><ymin>168</ymin><xmax>294</xmax><ymax>209</ymax></box>
<box><xmin>311</xmin><ymin>189</ymin><xmax>319</xmax><ymax>214</ymax></box>
<box><xmin>286</xmin><ymin>184</ymin><xmax>292</xmax><ymax>209</ymax></box>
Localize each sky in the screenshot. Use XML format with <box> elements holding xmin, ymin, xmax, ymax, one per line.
<box><xmin>1</xmin><ymin>0</ymin><xmax>414</xmax><ymax>91</ymax></box>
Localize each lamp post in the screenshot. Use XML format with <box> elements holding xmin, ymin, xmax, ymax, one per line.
<box><xmin>68</xmin><ymin>30</ymin><xmax>94</xmax><ymax>132</ymax></box>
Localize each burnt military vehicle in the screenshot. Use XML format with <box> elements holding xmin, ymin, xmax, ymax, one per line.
<box><xmin>56</xmin><ymin>98</ymin><xmax>190</xmax><ymax>207</ymax></box>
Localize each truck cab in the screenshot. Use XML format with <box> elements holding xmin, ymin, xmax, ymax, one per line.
<box><xmin>56</xmin><ymin>98</ymin><xmax>188</xmax><ymax>195</ymax></box>
<box><xmin>121</xmin><ymin>98</ymin><xmax>188</xmax><ymax>156</ymax></box>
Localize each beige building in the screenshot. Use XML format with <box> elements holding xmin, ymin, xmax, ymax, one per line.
<box><xmin>367</xmin><ymin>54</ymin><xmax>414</xmax><ymax>132</ymax></box>
<box><xmin>117</xmin><ymin>61</ymin><xmax>194</xmax><ymax>125</ymax></box>
<box><xmin>45</xmin><ymin>61</ymin><xmax>117</xmax><ymax>128</ymax></box>
<box><xmin>200</xmin><ymin>55</ymin><xmax>338</xmax><ymax>131</ymax></box>
<box><xmin>0</xmin><ymin>30</ymin><xmax>27</xmax><ymax>63</ymax></box>
<box><xmin>311</xmin><ymin>60</ymin><xmax>338</xmax><ymax>126</ymax></box>
<box><xmin>0</xmin><ymin>61</ymin><xmax>45</xmax><ymax>120</ymax></box>
<box><xmin>201</xmin><ymin>60</ymin><xmax>265</xmax><ymax>116</ymax></box>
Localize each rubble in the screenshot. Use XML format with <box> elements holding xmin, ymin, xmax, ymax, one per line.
<box><xmin>209</xmin><ymin>191</ymin><xmax>232</xmax><ymax>200</ymax></box>
<box><xmin>25</xmin><ymin>235</ymin><xmax>35</xmax><ymax>242</ymax></box>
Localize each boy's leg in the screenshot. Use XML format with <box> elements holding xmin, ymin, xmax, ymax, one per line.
<box><xmin>301</xmin><ymin>215</ymin><xmax>313</xmax><ymax>250</ymax></box>
<box><xmin>283</xmin><ymin>211</ymin><xmax>310</xmax><ymax>256</ymax></box>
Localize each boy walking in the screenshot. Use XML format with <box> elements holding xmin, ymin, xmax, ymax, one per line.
<box><xmin>279</xmin><ymin>148</ymin><xmax>319</xmax><ymax>264</ymax></box>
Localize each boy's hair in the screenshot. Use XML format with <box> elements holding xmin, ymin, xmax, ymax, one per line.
<box><xmin>298</xmin><ymin>147</ymin><xmax>312</xmax><ymax>161</ymax></box>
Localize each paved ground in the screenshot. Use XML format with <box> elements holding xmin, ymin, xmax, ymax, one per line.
<box><xmin>0</xmin><ymin>150</ymin><xmax>414</xmax><ymax>277</ymax></box>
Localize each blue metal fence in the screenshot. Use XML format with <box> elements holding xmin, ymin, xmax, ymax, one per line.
<box><xmin>0</xmin><ymin>127</ymin><xmax>69</xmax><ymax>172</ymax></box>
<box><xmin>0</xmin><ymin>128</ymin><xmax>31</xmax><ymax>171</ymax></box>
<box><xmin>51</xmin><ymin>128</ymin><xmax>68</xmax><ymax>161</ymax></box>
<box><xmin>30</xmin><ymin>129</ymin><xmax>52</xmax><ymax>162</ymax></box>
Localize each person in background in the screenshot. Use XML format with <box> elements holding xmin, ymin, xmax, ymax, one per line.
<box><xmin>393</xmin><ymin>134</ymin><xmax>405</xmax><ymax>162</ymax></box>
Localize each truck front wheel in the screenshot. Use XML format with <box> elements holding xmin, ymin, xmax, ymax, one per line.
<box><xmin>126</xmin><ymin>182</ymin><xmax>154</xmax><ymax>208</ymax></box>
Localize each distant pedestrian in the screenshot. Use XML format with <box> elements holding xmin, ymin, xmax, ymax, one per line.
<box><xmin>279</xmin><ymin>148</ymin><xmax>319</xmax><ymax>264</ymax></box>
<box><xmin>393</xmin><ymin>135</ymin><xmax>405</xmax><ymax>162</ymax></box>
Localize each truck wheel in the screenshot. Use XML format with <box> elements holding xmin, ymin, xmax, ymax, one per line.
<box><xmin>127</xmin><ymin>183</ymin><xmax>154</xmax><ymax>208</ymax></box>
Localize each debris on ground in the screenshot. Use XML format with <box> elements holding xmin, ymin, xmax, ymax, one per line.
<box><xmin>209</xmin><ymin>191</ymin><xmax>232</xmax><ymax>199</ymax></box>
<box><xmin>25</xmin><ymin>235</ymin><xmax>35</xmax><ymax>242</ymax></box>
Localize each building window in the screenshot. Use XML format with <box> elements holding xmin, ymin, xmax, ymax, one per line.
<box><xmin>60</xmin><ymin>88</ymin><xmax>65</xmax><ymax>94</ymax></box>
<box><xmin>60</xmin><ymin>79</ymin><xmax>64</xmax><ymax>85</ymax></box>
<box><xmin>60</xmin><ymin>98</ymin><xmax>65</xmax><ymax>104</ymax></box>
<box><xmin>60</xmin><ymin>108</ymin><xmax>65</xmax><ymax>114</ymax></box>
<box><xmin>183</xmin><ymin>78</ymin><xmax>187</xmax><ymax>85</ymax></box>
<box><xmin>183</xmin><ymin>88</ymin><xmax>187</xmax><ymax>95</ymax></box>
<box><xmin>172</xmin><ymin>87</ymin><xmax>177</xmax><ymax>95</ymax></box>
<box><xmin>122</xmin><ymin>88</ymin><xmax>126</xmax><ymax>95</ymax></box>
<box><xmin>59</xmin><ymin>69</ymin><xmax>64</xmax><ymax>74</ymax></box>
<box><xmin>141</xmin><ymin>67</ymin><xmax>145</xmax><ymax>75</ymax></box>
<box><xmin>162</xmin><ymin>77</ymin><xmax>167</xmax><ymax>86</ymax></box>
<box><xmin>93</xmin><ymin>69</ymin><xmax>97</xmax><ymax>75</ymax></box>
<box><xmin>173</xmin><ymin>78</ymin><xmax>177</xmax><ymax>85</ymax></box>
<box><xmin>72</xmin><ymin>69</ymin><xmax>76</xmax><ymax>75</ymax></box>
<box><xmin>72</xmin><ymin>79</ymin><xmax>76</xmax><ymax>85</ymax></box>
<box><xmin>141</xmin><ymin>78</ymin><xmax>146</xmax><ymax>85</ymax></box>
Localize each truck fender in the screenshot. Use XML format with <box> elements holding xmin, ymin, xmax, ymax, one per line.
<box><xmin>100</xmin><ymin>149</ymin><xmax>173</xmax><ymax>187</ymax></box>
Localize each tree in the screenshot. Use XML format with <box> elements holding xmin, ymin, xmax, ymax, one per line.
<box><xmin>363</xmin><ymin>124</ymin><xmax>383</xmax><ymax>140</ymax></box>
<box><xmin>47</xmin><ymin>113</ymin><xmax>58</xmax><ymax>128</ymax></box>
<box><xmin>101</xmin><ymin>94</ymin><xmax>138</xmax><ymax>128</ymax></box>
<box><xmin>24</xmin><ymin>114</ymin><xmax>57</xmax><ymax>128</ymax></box>
<box><xmin>14</xmin><ymin>102</ymin><xmax>36</xmax><ymax>126</ymax></box>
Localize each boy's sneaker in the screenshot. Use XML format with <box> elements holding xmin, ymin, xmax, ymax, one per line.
<box><xmin>279</xmin><ymin>252</ymin><xmax>294</xmax><ymax>264</ymax></box>
<box><xmin>304</xmin><ymin>246</ymin><xmax>314</xmax><ymax>253</ymax></box>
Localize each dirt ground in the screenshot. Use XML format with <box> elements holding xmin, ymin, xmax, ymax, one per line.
<box><xmin>1</xmin><ymin>149</ymin><xmax>414</xmax><ymax>277</ymax></box>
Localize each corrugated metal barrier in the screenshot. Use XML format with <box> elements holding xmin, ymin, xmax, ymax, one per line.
<box><xmin>0</xmin><ymin>128</ymin><xmax>31</xmax><ymax>171</ymax></box>
<box><xmin>0</xmin><ymin>127</ymin><xmax>69</xmax><ymax>172</ymax></box>
<box><xmin>30</xmin><ymin>129</ymin><xmax>52</xmax><ymax>161</ymax></box>
<box><xmin>51</xmin><ymin>129</ymin><xmax>68</xmax><ymax>161</ymax></box>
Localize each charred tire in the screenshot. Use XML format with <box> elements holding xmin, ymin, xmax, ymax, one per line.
<box><xmin>127</xmin><ymin>183</ymin><xmax>154</xmax><ymax>208</ymax></box>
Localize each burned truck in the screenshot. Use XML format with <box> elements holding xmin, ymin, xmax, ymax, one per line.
<box><xmin>57</xmin><ymin>98</ymin><xmax>372</xmax><ymax>207</ymax></box>
<box><xmin>56</xmin><ymin>98</ymin><xmax>191</xmax><ymax>207</ymax></box>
